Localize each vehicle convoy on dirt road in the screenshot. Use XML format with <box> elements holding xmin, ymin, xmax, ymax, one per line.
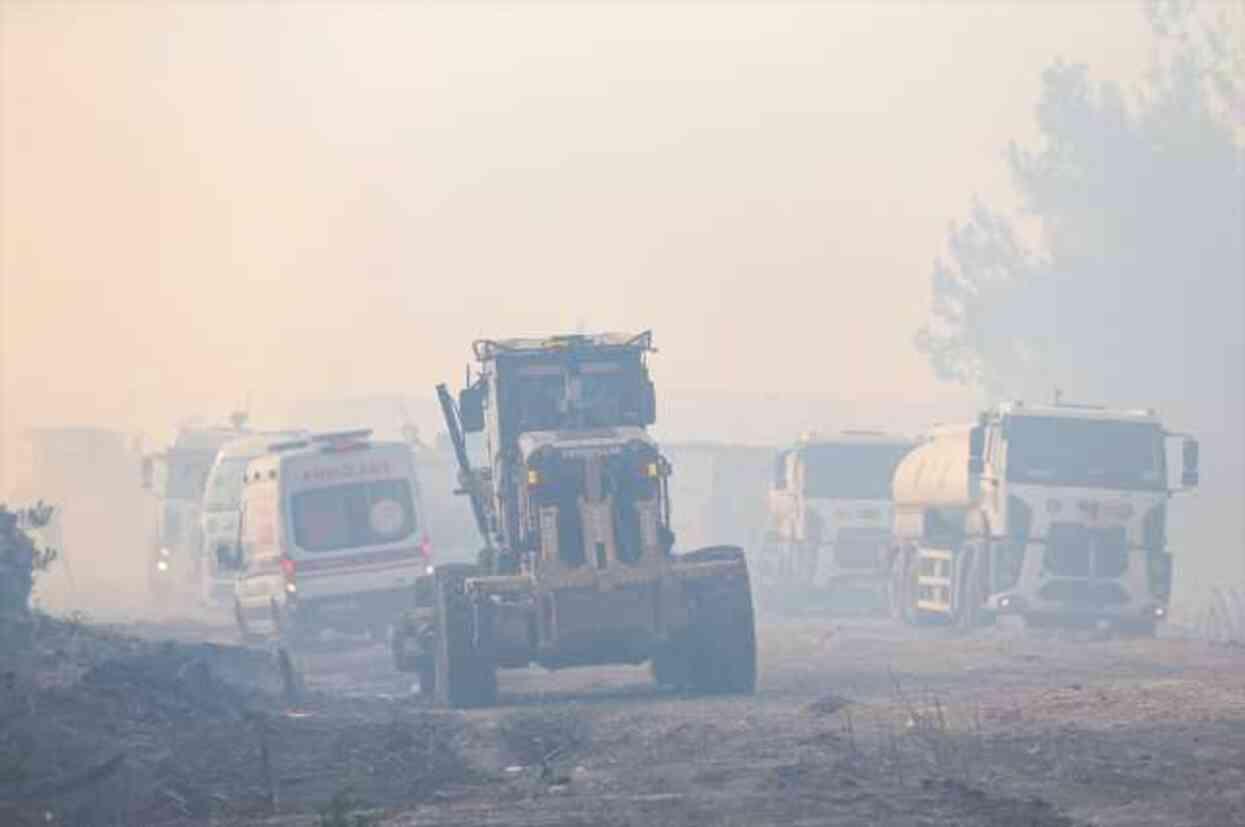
<box><xmin>890</xmin><ymin>400</ymin><xmax>1199</xmax><ymax>634</ymax></box>
<box><xmin>392</xmin><ymin>331</ymin><xmax>757</xmax><ymax>708</ymax></box>
<box><xmin>228</xmin><ymin>430</ymin><xmax>431</xmax><ymax>645</ymax></box>
<box><xmin>757</xmin><ymin>430</ymin><xmax>913</xmax><ymax>611</ymax></box>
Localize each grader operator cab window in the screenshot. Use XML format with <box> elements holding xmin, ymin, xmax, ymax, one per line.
<box><xmin>509</xmin><ymin>356</ymin><xmax>655</xmax><ymax>432</ymax></box>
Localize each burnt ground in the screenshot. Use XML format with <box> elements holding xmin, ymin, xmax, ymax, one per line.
<box><xmin>3</xmin><ymin>611</ymin><xmax>1244</xmax><ymax>826</ymax></box>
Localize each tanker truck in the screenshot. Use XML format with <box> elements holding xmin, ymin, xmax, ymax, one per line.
<box><xmin>890</xmin><ymin>401</ymin><xmax>1198</xmax><ymax>634</ymax></box>
<box><xmin>757</xmin><ymin>431</ymin><xmax>913</xmax><ymax>611</ymax></box>
<box><xmin>391</xmin><ymin>331</ymin><xmax>757</xmax><ymax>708</ymax></box>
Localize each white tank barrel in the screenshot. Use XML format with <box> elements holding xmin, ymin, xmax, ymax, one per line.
<box><xmin>891</xmin><ymin>425</ymin><xmax>978</xmax><ymax>510</ymax></box>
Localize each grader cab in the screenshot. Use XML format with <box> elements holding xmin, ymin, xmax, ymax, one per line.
<box><xmin>393</xmin><ymin>332</ymin><xmax>757</xmax><ymax>708</ymax></box>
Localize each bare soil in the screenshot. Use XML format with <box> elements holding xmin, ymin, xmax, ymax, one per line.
<box><xmin>3</xmin><ymin>612</ymin><xmax>1244</xmax><ymax>826</ymax></box>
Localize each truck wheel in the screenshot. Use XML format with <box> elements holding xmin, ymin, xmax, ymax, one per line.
<box><xmin>432</xmin><ymin>564</ymin><xmax>497</xmax><ymax>709</ymax></box>
<box><xmin>682</xmin><ymin>547</ymin><xmax>757</xmax><ymax>695</ymax></box>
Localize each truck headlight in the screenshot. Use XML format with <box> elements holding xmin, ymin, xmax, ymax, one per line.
<box><xmin>159</xmin><ymin>547</ymin><xmax>171</xmax><ymax>558</ymax></box>
<box><xmin>156</xmin><ymin>560</ymin><xmax>169</xmax><ymax>572</ymax></box>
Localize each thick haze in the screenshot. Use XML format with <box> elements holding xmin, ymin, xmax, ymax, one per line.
<box><xmin>2</xmin><ymin>3</ymin><xmax>1155</xmax><ymax>475</ymax></box>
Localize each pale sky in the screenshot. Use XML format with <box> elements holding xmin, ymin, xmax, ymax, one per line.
<box><xmin>1</xmin><ymin>2</ymin><xmax>1155</xmax><ymax>464</ymax></box>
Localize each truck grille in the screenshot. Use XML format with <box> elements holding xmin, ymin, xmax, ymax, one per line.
<box><xmin>1044</xmin><ymin>523</ymin><xmax>1128</xmax><ymax>579</ymax></box>
<box><xmin>1039</xmin><ymin>579</ymin><xmax>1129</xmax><ymax>607</ymax></box>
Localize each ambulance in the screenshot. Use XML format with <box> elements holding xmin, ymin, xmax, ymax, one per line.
<box><xmin>230</xmin><ymin>430</ymin><xmax>430</xmax><ymax>644</ymax></box>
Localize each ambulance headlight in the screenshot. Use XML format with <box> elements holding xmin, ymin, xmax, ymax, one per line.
<box><xmin>156</xmin><ymin>560</ymin><xmax>169</xmax><ymax>572</ymax></box>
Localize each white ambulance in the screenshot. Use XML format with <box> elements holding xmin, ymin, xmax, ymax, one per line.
<box><xmin>231</xmin><ymin>430</ymin><xmax>431</xmax><ymax>644</ymax></box>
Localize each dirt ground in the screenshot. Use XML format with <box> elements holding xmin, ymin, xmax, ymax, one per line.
<box><xmin>4</xmin><ymin>610</ymin><xmax>1244</xmax><ymax>827</ymax></box>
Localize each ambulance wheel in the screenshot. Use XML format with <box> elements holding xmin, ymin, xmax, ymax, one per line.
<box><xmin>432</xmin><ymin>564</ymin><xmax>496</xmax><ymax>709</ymax></box>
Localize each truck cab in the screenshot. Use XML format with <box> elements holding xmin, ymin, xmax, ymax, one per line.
<box><xmin>892</xmin><ymin>401</ymin><xmax>1199</xmax><ymax>633</ymax></box>
<box><xmin>760</xmin><ymin>431</ymin><xmax>913</xmax><ymax>608</ymax></box>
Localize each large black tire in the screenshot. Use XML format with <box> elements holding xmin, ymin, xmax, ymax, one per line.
<box><xmin>650</xmin><ymin>643</ymin><xmax>691</xmax><ymax>689</ymax></box>
<box><xmin>681</xmin><ymin>546</ymin><xmax>757</xmax><ymax>695</ymax></box>
<box><xmin>432</xmin><ymin>564</ymin><xmax>497</xmax><ymax>709</ymax></box>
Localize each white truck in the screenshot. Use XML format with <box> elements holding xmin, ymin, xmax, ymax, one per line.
<box><xmin>890</xmin><ymin>401</ymin><xmax>1198</xmax><ymax>634</ymax></box>
<box><xmin>757</xmin><ymin>431</ymin><xmax>913</xmax><ymax>609</ymax></box>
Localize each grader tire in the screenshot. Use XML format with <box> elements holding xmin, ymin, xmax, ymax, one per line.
<box><xmin>432</xmin><ymin>564</ymin><xmax>497</xmax><ymax>709</ymax></box>
<box><xmin>682</xmin><ymin>546</ymin><xmax>757</xmax><ymax>695</ymax></box>
<box><xmin>650</xmin><ymin>645</ymin><xmax>691</xmax><ymax>690</ymax></box>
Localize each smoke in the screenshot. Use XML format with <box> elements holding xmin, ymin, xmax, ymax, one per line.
<box><xmin>918</xmin><ymin>2</ymin><xmax>1245</xmax><ymax>591</ymax></box>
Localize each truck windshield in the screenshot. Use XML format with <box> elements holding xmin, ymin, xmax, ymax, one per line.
<box><xmin>291</xmin><ymin>479</ymin><xmax>417</xmax><ymax>552</ymax></box>
<box><xmin>802</xmin><ymin>443</ymin><xmax>911</xmax><ymax>499</ymax></box>
<box><xmin>203</xmin><ymin>457</ymin><xmax>249</xmax><ymax>512</ymax></box>
<box><xmin>1006</xmin><ymin>417</ymin><xmax>1165</xmax><ymax>491</ymax></box>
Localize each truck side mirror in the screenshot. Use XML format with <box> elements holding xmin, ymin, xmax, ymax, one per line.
<box><xmin>1181</xmin><ymin>437</ymin><xmax>1199</xmax><ymax>488</ymax></box>
<box><xmin>968</xmin><ymin>425</ymin><xmax>985</xmax><ymax>475</ymax></box>
<box><xmin>140</xmin><ymin>456</ymin><xmax>154</xmax><ymax>490</ymax></box>
<box><xmin>459</xmin><ymin>383</ymin><xmax>485</xmax><ymax>433</ymax></box>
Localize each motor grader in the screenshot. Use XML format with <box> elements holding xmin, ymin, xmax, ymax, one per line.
<box><xmin>392</xmin><ymin>331</ymin><xmax>757</xmax><ymax>708</ymax></box>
